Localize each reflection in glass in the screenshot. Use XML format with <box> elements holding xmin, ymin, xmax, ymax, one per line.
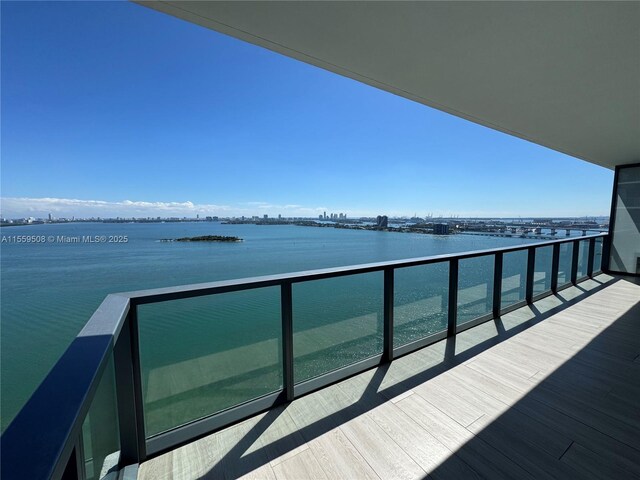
<box><xmin>138</xmin><ymin>287</ymin><xmax>282</xmax><ymax>437</ymax></box>
<box><xmin>458</xmin><ymin>255</ymin><xmax>494</xmax><ymax>325</ymax></box>
<box><xmin>593</xmin><ymin>237</ymin><xmax>603</xmax><ymax>273</ymax></box>
<box><xmin>577</xmin><ymin>239</ymin><xmax>590</xmax><ymax>278</ymax></box>
<box><xmin>293</xmin><ymin>273</ymin><xmax>383</xmax><ymax>384</ymax></box>
<box><xmin>394</xmin><ymin>263</ymin><xmax>449</xmax><ymax>347</ymax></box>
<box><xmin>82</xmin><ymin>356</ymin><xmax>120</xmax><ymax>480</ymax></box>
<box><xmin>501</xmin><ymin>250</ymin><xmax>527</xmax><ymax>309</ymax></box>
<box><xmin>557</xmin><ymin>242</ymin><xmax>573</xmax><ymax>286</ymax></box>
<box><xmin>533</xmin><ymin>246</ymin><xmax>553</xmax><ymax>296</ymax></box>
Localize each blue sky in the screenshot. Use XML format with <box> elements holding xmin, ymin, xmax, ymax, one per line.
<box><xmin>1</xmin><ymin>1</ymin><xmax>613</xmax><ymax>219</ymax></box>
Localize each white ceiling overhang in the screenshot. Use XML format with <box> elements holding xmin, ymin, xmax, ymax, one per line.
<box><xmin>137</xmin><ymin>1</ymin><xmax>640</xmax><ymax>170</ymax></box>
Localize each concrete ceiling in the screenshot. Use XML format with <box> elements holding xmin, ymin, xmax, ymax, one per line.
<box><xmin>137</xmin><ymin>1</ymin><xmax>640</xmax><ymax>170</ymax></box>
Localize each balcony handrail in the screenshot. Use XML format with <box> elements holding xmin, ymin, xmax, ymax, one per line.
<box><xmin>1</xmin><ymin>294</ymin><xmax>131</xmax><ymax>480</ymax></box>
<box><xmin>0</xmin><ymin>232</ymin><xmax>608</xmax><ymax>480</ymax></box>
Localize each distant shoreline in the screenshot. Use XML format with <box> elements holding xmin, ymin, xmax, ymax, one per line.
<box><xmin>1</xmin><ymin>218</ymin><xmax>608</xmax><ymax>237</ymax></box>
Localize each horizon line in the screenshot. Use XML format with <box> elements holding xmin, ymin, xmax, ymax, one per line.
<box><xmin>0</xmin><ymin>196</ymin><xmax>611</xmax><ymax>220</ymax></box>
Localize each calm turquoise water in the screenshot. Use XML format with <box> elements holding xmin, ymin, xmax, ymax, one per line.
<box><xmin>1</xmin><ymin>222</ymin><xmax>539</xmax><ymax>432</ymax></box>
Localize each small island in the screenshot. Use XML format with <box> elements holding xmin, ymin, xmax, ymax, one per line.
<box><xmin>160</xmin><ymin>235</ymin><xmax>243</xmax><ymax>243</ymax></box>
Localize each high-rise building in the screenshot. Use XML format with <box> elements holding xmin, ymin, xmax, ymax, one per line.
<box><xmin>433</xmin><ymin>223</ymin><xmax>449</xmax><ymax>235</ymax></box>
<box><xmin>376</xmin><ymin>215</ymin><xmax>388</xmax><ymax>228</ymax></box>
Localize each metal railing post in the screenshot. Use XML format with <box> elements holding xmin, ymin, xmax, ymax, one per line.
<box><xmin>603</xmin><ymin>166</ymin><xmax>619</xmax><ymax>273</ymax></box>
<box><xmin>281</xmin><ymin>282</ymin><xmax>294</xmax><ymax>402</ymax></box>
<box><xmin>587</xmin><ymin>237</ymin><xmax>596</xmax><ymax>277</ymax></box>
<box><xmin>383</xmin><ymin>268</ymin><xmax>394</xmax><ymax>362</ymax></box>
<box><xmin>60</xmin><ymin>442</ymin><xmax>82</xmax><ymax>480</ymax></box>
<box><xmin>571</xmin><ymin>240</ymin><xmax>580</xmax><ymax>284</ymax></box>
<box><xmin>492</xmin><ymin>253</ymin><xmax>503</xmax><ymax>318</ymax></box>
<box><xmin>448</xmin><ymin>259</ymin><xmax>459</xmax><ymax>336</ymax></box>
<box><xmin>551</xmin><ymin>243</ymin><xmax>560</xmax><ymax>293</ymax></box>
<box><xmin>114</xmin><ymin>305</ymin><xmax>147</xmax><ymax>466</ymax></box>
<box><xmin>526</xmin><ymin>247</ymin><xmax>536</xmax><ymax>303</ymax></box>
<box><xmin>601</xmin><ymin>231</ymin><xmax>612</xmax><ymax>272</ymax></box>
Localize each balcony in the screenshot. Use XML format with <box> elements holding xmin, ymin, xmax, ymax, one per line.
<box><xmin>140</xmin><ymin>272</ymin><xmax>640</xmax><ymax>480</ymax></box>
<box><xmin>2</xmin><ymin>2</ymin><xmax>638</xmax><ymax>478</ymax></box>
<box><xmin>6</xmin><ymin>233</ymin><xmax>640</xmax><ymax>480</ymax></box>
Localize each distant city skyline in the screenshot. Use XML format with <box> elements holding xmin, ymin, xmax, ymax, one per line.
<box><xmin>2</xmin><ymin>2</ymin><xmax>614</xmax><ymax>220</ymax></box>
<box><xmin>0</xmin><ymin>195</ymin><xmax>610</xmax><ymax>220</ymax></box>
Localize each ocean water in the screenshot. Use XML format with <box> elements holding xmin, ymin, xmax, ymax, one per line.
<box><xmin>1</xmin><ymin>221</ymin><xmax>545</xmax><ymax>433</ymax></box>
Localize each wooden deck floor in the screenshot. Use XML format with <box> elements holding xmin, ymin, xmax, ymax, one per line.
<box><xmin>139</xmin><ymin>274</ymin><xmax>640</xmax><ymax>480</ymax></box>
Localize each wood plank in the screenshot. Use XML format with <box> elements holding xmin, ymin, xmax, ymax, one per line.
<box><xmin>366</xmin><ymin>399</ymin><xmax>477</xmax><ymax>477</ymax></box>
<box><xmin>560</xmin><ymin>442</ymin><xmax>639</xmax><ymax>480</ymax></box>
<box><xmin>307</xmin><ymin>428</ymin><xmax>380</xmax><ymax>480</ymax></box>
<box><xmin>467</xmin><ymin>418</ymin><xmax>582</xmax><ymax>480</ymax></box>
<box><xmin>510</xmin><ymin>391</ymin><xmax>640</xmax><ymax>477</ymax></box>
<box><xmin>527</xmin><ymin>385</ymin><xmax>640</xmax><ymax>449</ymax></box>
<box><xmin>138</xmin><ymin>446</ymin><xmax>173</xmax><ymax>480</ymax></box>
<box><xmin>428</xmin><ymin>454</ymin><xmax>484</xmax><ymax>480</ymax></box>
<box><xmin>466</xmin><ymin>349</ymin><xmax>539</xmax><ymax>380</ymax></box>
<box><xmin>387</xmin><ymin>389</ymin><xmax>415</xmax><ymax>404</ymax></box>
<box><xmin>467</xmin><ymin>351</ymin><xmax>640</xmax><ymax>448</ymax></box>
<box><xmin>285</xmin><ymin>384</ymin><xmax>382</xmax><ymax>479</ymax></box>
<box><xmin>449</xmin><ymin>366</ymin><xmax>573</xmax><ymax>459</ymax></box>
<box><xmin>211</xmin><ymin>415</ymin><xmax>278</xmax><ymax>480</ymax></box>
<box><xmin>397</xmin><ymin>393</ymin><xmax>535</xmax><ymax>480</ymax></box>
<box><xmin>272</xmin><ymin>449</ymin><xmax>328</xmax><ymax>480</ymax></box>
<box><xmin>340</xmin><ymin>414</ymin><xmax>426</xmax><ymax>480</ymax></box>
<box><xmin>256</xmin><ymin>407</ymin><xmax>310</xmax><ymax>467</ymax></box>
<box><xmin>412</xmin><ymin>378</ymin><xmax>485</xmax><ymax>428</ymax></box>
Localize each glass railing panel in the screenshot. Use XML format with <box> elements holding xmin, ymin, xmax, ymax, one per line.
<box><xmin>557</xmin><ymin>242</ymin><xmax>574</xmax><ymax>286</ymax></box>
<box><xmin>394</xmin><ymin>262</ymin><xmax>449</xmax><ymax>348</ymax></box>
<box><xmin>577</xmin><ymin>239</ymin><xmax>590</xmax><ymax>278</ymax></box>
<box><xmin>501</xmin><ymin>250</ymin><xmax>527</xmax><ymax>309</ymax></box>
<box><xmin>137</xmin><ymin>287</ymin><xmax>282</xmax><ymax>437</ymax></box>
<box><xmin>458</xmin><ymin>255</ymin><xmax>494</xmax><ymax>325</ymax></box>
<box><xmin>533</xmin><ymin>246</ymin><xmax>553</xmax><ymax>296</ymax></box>
<box><xmin>593</xmin><ymin>237</ymin><xmax>603</xmax><ymax>273</ymax></box>
<box><xmin>81</xmin><ymin>355</ymin><xmax>120</xmax><ymax>480</ymax></box>
<box><xmin>293</xmin><ymin>272</ymin><xmax>383</xmax><ymax>384</ymax></box>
